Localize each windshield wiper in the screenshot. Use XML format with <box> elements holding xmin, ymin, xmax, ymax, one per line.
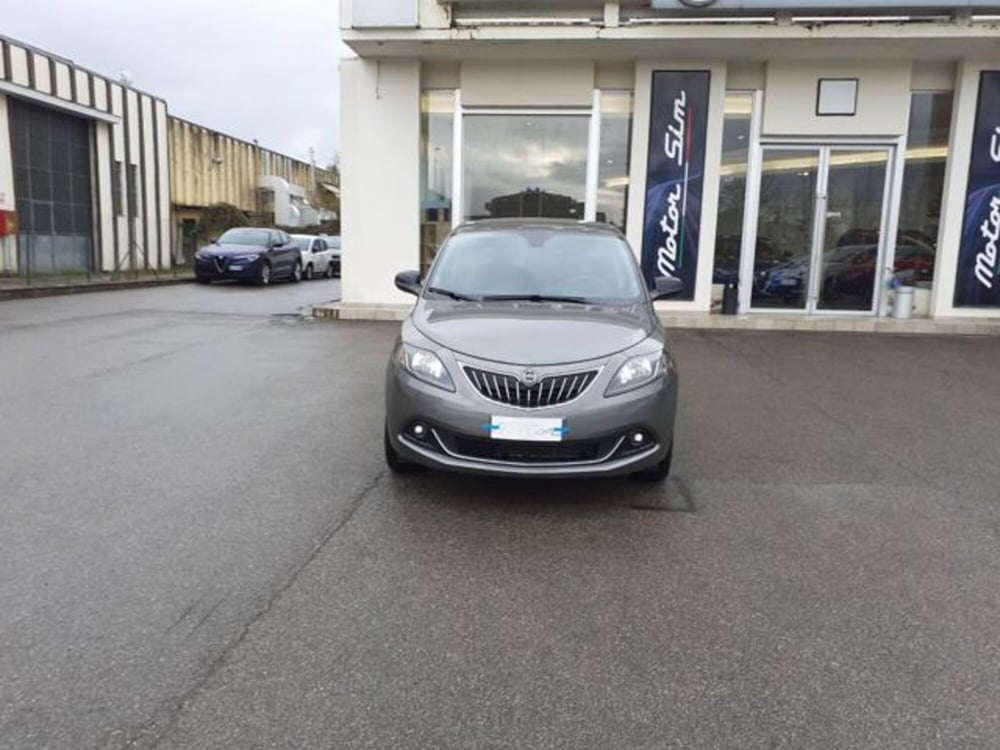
<box><xmin>480</xmin><ymin>294</ymin><xmax>591</xmax><ymax>304</ymax></box>
<box><xmin>425</xmin><ymin>286</ymin><xmax>480</xmax><ymax>302</ymax></box>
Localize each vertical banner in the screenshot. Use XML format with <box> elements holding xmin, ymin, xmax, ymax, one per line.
<box><xmin>955</xmin><ymin>71</ymin><xmax>1000</xmax><ymax>307</ymax></box>
<box><xmin>641</xmin><ymin>70</ymin><xmax>711</xmax><ymax>300</ymax></box>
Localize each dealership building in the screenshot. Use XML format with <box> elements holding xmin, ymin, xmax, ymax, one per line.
<box><xmin>338</xmin><ymin>0</ymin><xmax>1000</xmax><ymax>324</ymax></box>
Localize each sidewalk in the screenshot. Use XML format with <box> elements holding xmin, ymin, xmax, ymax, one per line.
<box><xmin>0</xmin><ymin>271</ymin><xmax>194</xmax><ymax>301</ymax></box>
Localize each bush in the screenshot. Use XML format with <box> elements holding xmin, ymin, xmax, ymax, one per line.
<box><xmin>195</xmin><ymin>203</ymin><xmax>250</xmax><ymax>242</ymax></box>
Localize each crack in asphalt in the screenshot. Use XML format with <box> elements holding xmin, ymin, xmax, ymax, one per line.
<box><xmin>120</xmin><ymin>468</ymin><xmax>389</xmax><ymax>750</ymax></box>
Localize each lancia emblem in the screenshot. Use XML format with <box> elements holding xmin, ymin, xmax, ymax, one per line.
<box><xmin>520</xmin><ymin>369</ymin><xmax>540</xmax><ymax>386</ymax></box>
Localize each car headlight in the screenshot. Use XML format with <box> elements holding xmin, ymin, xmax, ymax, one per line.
<box><xmin>605</xmin><ymin>351</ymin><xmax>669</xmax><ymax>397</ymax></box>
<box><xmin>195</xmin><ymin>250</ymin><xmax>211</xmax><ymax>259</ymax></box>
<box><xmin>394</xmin><ymin>342</ymin><xmax>455</xmax><ymax>392</ymax></box>
<box><xmin>234</xmin><ymin>253</ymin><xmax>259</xmax><ymax>261</ymax></box>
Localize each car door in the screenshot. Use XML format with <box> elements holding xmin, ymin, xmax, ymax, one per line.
<box><xmin>314</xmin><ymin>238</ymin><xmax>330</xmax><ymax>273</ymax></box>
<box><xmin>264</xmin><ymin>230</ymin><xmax>282</xmax><ymax>274</ymax></box>
<box><xmin>278</xmin><ymin>231</ymin><xmax>296</xmax><ymax>274</ymax></box>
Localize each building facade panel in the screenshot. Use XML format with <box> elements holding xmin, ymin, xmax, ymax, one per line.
<box><xmin>341</xmin><ymin>57</ymin><xmax>421</xmax><ymax>305</ymax></box>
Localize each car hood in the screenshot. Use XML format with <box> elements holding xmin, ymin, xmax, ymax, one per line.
<box><xmin>411</xmin><ymin>299</ymin><xmax>655</xmax><ymax>366</ymax></box>
<box><xmin>199</xmin><ymin>243</ymin><xmax>265</xmax><ymax>257</ymax></box>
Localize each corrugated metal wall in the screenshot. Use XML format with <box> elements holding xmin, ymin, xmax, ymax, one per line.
<box><xmin>168</xmin><ymin>118</ymin><xmax>322</xmax><ymax>214</ymax></box>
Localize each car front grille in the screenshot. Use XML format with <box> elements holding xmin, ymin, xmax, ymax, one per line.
<box><xmin>450</xmin><ymin>435</ymin><xmax>602</xmax><ymax>464</ymax></box>
<box><xmin>463</xmin><ymin>366</ymin><xmax>599</xmax><ymax>408</ymax></box>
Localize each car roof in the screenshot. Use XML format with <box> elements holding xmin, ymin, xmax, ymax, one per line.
<box><xmin>452</xmin><ymin>219</ymin><xmax>624</xmax><ymax>237</ymax></box>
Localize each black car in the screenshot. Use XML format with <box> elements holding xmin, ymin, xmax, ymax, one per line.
<box><xmin>194</xmin><ymin>227</ymin><xmax>303</xmax><ymax>286</ymax></box>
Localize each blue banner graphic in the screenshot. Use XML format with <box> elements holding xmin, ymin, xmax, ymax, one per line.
<box><xmin>641</xmin><ymin>70</ymin><xmax>711</xmax><ymax>301</ymax></box>
<box><xmin>955</xmin><ymin>70</ymin><xmax>1000</xmax><ymax>307</ymax></box>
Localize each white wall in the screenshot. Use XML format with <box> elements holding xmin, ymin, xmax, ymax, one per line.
<box><xmin>626</xmin><ymin>60</ymin><xmax>728</xmax><ymax>312</ymax></box>
<box><xmin>763</xmin><ymin>60</ymin><xmax>911</xmax><ymax>138</ymax></box>
<box><xmin>341</xmin><ymin>58</ymin><xmax>421</xmax><ymax>306</ymax></box>
<box><xmin>461</xmin><ymin>61</ymin><xmax>595</xmax><ymax>107</ymax></box>
<box><xmin>0</xmin><ymin>94</ymin><xmax>15</xmax><ymax>273</ymax></box>
<box><xmin>94</xmin><ymin>122</ymin><xmax>116</xmax><ymax>272</ymax></box>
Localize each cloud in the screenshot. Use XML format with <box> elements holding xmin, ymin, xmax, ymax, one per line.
<box><xmin>3</xmin><ymin>0</ymin><xmax>348</xmax><ymax>164</ymax></box>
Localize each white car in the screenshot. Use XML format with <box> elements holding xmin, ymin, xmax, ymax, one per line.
<box><xmin>291</xmin><ymin>234</ymin><xmax>340</xmax><ymax>280</ymax></box>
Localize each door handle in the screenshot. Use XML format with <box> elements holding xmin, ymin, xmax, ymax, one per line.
<box><xmin>826</xmin><ymin>211</ymin><xmax>843</xmax><ymax>220</ymax></box>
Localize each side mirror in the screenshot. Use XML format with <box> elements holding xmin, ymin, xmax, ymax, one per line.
<box><xmin>394</xmin><ymin>270</ymin><xmax>422</xmax><ymax>296</ymax></box>
<box><xmin>651</xmin><ymin>275</ymin><xmax>684</xmax><ymax>301</ymax></box>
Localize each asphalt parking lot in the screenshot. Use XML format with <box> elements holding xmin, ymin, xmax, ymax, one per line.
<box><xmin>2</xmin><ymin>282</ymin><xmax>999</xmax><ymax>749</ymax></box>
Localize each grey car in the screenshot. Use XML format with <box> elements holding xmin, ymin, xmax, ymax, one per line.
<box><xmin>384</xmin><ymin>219</ymin><xmax>683</xmax><ymax>480</ymax></box>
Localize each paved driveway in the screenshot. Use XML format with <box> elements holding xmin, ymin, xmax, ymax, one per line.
<box><xmin>1</xmin><ymin>283</ymin><xmax>999</xmax><ymax>749</ymax></box>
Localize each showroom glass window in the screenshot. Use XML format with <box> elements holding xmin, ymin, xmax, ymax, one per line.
<box><xmin>420</xmin><ymin>91</ymin><xmax>454</xmax><ymax>274</ymax></box>
<box><xmin>462</xmin><ymin>114</ymin><xmax>590</xmax><ymax>223</ymax></box>
<box><xmin>597</xmin><ymin>91</ymin><xmax>634</xmax><ymax>232</ymax></box>
<box><xmin>895</xmin><ymin>91</ymin><xmax>953</xmax><ymax>286</ymax></box>
<box><xmin>713</xmin><ymin>92</ymin><xmax>755</xmax><ymax>287</ymax></box>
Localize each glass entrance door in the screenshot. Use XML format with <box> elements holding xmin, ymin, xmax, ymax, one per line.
<box><xmin>749</xmin><ymin>145</ymin><xmax>892</xmax><ymax>314</ymax></box>
<box><xmin>817</xmin><ymin>149</ymin><xmax>890</xmax><ymax>311</ymax></box>
<box><xmin>751</xmin><ymin>148</ymin><xmax>820</xmax><ymax>310</ymax></box>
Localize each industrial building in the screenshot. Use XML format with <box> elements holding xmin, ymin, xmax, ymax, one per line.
<box><xmin>0</xmin><ymin>35</ymin><xmax>336</xmax><ymax>277</ymax></box>
<box><xmin>338</xmin><ymin>0</ymin><xmax>1000</xmax><ymax>323</ymax></box>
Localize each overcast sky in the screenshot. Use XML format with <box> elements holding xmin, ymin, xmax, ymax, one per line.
<box><xmin>4</xmin><ymin>0</ymin><xmax>350</xmax><ymax>166</ymax></box>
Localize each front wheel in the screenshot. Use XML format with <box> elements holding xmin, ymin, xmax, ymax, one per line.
<box><xmin>304</xmin><ymin>263</ymin><xmax>314</xmax><ymax>281</ymax></box>
<box><xmin>196</xmin><ymin>276</ymin><xmax>212</xmax><ymax>285</ymax></box>
<box><xmin>384</xmin><ymin>426</ymin><xmax>418</xmax><ymax>473</ymax></box>
<box><xmin>636</xmin><ymin>441</ymin><xmax>673</xmax><ymax>482</ymax></box>
<box><xmin>324</xmin><ymin>262</ymin><xmax>335</xmax><ymax>279</ymax></box>
<box><xmin>289</xmin><ymin>260</ymin><xmax>302</xmax><ymax>284</ymax></box>
<box><xmin>258</xmin><ymin>262</ymin><xmax>272</xmax><ymax>287</ymax></box>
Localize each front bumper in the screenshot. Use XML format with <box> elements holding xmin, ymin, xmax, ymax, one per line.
<box><xmin>385</xmin><ymin>351</ymin><xmax>677</xmax><ymax>478</ymax></box>
<box><xmin>194</xmin><ymin>256</ymin><xmax>263</xmax><ymax>280</ymax></box>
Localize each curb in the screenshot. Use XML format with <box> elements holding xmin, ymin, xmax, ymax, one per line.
<box><xmin>311</xmin><ymin>303</ymin><xmax>1000</xmax><ymax>336</ymax></box>
<box><xmin>0</xmin><ymin>277</ymin><xmax>194</xmax><ymax>302</ymax></box>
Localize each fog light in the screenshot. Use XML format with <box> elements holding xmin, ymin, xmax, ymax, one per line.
<box><xmin>631</xmin><ymin>431</ymin><xmax>646</xmax><ymax>446</ymax></box>
<box><xmin>411</xmin><ymin>423</ymin><xmax>428</xmax><ymax>439</ymax></box>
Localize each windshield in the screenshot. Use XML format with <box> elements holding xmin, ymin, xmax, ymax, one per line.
<box><xmin>327</xmin><ymin>237</ymin><xmax>342</xmax><ymax>250</ymax></box>
<box><xmin>426</xmin><ymin>228</ymin><xmax>643</xmax><ymax>303</ymax></box>
<box><xmin>292</xmin><ymin>237</ymin><xmax>312</xmax><ymax>252</ymax></box>
<box><xmin>218</xmin><ymin>228</ymin><xmax>271</xmax><ymax>247</ymax></box>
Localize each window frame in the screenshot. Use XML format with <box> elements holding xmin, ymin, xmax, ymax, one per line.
<box><xmin>449</xmin><ymin>89</ymin><xmax>633</xmax><ymax>230</ymax></box>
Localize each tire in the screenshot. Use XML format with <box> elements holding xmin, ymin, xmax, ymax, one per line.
<box><xmin>196</xmin><ymin>276</ymin><xmax>212</xmax><ymax>285</ymax></box>
<box><xmin>384</xmin><ymin>426</ymin><xmax>418</xmax><ymax>473</ymax></box>
<box><xmin>290</xmin><ymin>260</ymin><xmax>302</xmax><ymax>284</ymax></box>
<box><xmin>324</xmin><ymin>262</ymin><xmax>335</xmax><ymax>279</ymax></box>
<box><xmin>636</xmin><ymin>441</ymin><xmax>673</xmax><ymax>482</ymax></box>
<box><xmin>304</xmin><ymin>263</ymin><xmax>314</xmax><ymax>281</ymax></box>
<box><xmin>258</xmin><ymin>262</ymin><xmax>272</xmax><ymax>287</ymax></box>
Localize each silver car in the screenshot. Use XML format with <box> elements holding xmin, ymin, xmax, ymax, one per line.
<box><xmin>384</xmin><ymin>219</ymin><xmax>683</xmax><ymax>480</ymax></box>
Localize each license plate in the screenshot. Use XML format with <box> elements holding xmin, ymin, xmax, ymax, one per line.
<box><xmin>488</xmin><ymin>416</ymin><xmax>566</xmax><ymax>442</ymax></box>
<box><xmin>229</xmin><ymin>265</ymin><xmax>244</xmax><ymax>271</ymax></box>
